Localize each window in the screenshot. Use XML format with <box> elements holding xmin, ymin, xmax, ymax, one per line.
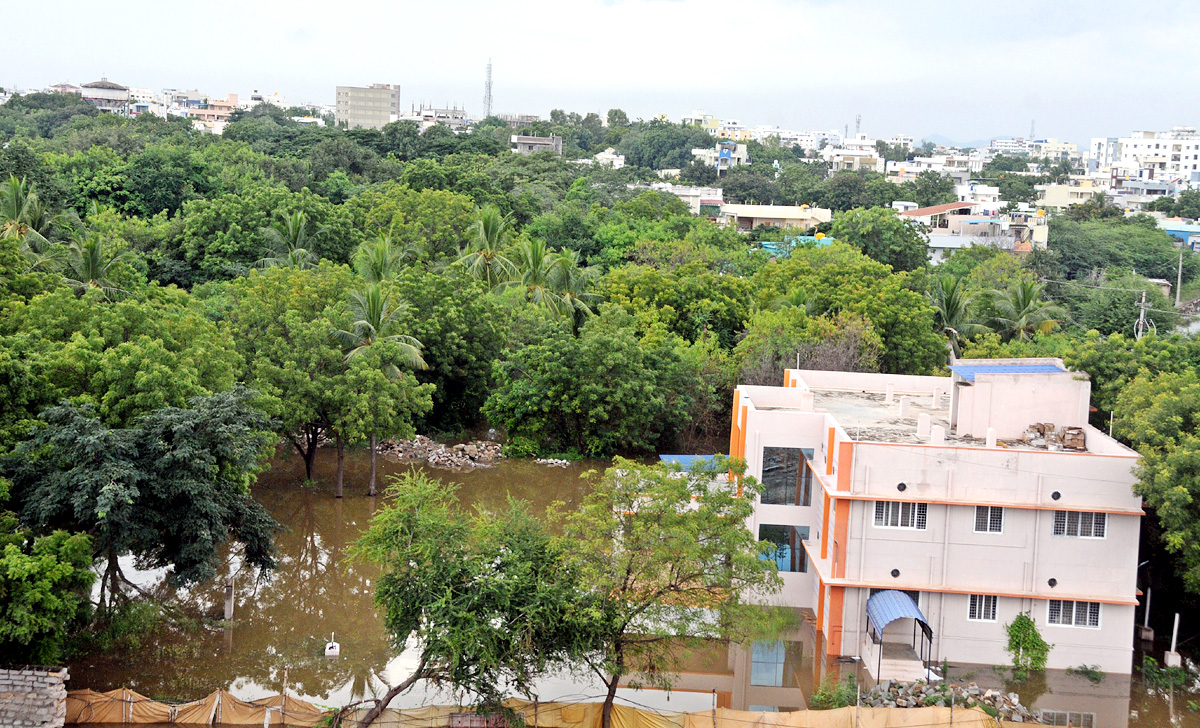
<box><xmin>974</xmin><ymin>506</ymin><xmax>1004</xmax><ymax>533</ymax></box>
<box><xmin>968</xmin><ymin>594</ymin><xmax>997</xmax><ymax>621</ymax></box>
<box><xmin>874</xmin><ymin>501</ymin><xmax>928</xmax><ymax>530</ymax></box>
<box><xmin>1052</xmin><ymin>511</ymin><xmax>1107</xmax><ymax>538</ymax></box>
<box><xmin>759</xmin><ymin>525</ymin><xmax>809</xmax><ymax>573</ymax></box>
<box><xmin>1039</xmin><ymin>711</ymin><xmax>1095</xmax><ymax>728</ymax></box>
<box><xmin>761</xmin><ymin>447</ymin><xmax>814</xmax><ymax>506</ymax></box>
<box><xmin>749</xmin><ymin>640</ymin><xmax>803</xmax><ymax>687</ymax></box>
<box><xmin>1048</xmin><ymin>599</ymin><xmax>1101</xmax><ymax>628</ymax></box>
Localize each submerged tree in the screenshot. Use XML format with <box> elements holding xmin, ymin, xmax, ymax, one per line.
<box><xmin>552</xmin><ymin>457</ymin><xmax>787</xmax><ymax>728</ymax></box>
<box><xmin>3</xmin><ymin>387</ymin><xmax>280</xmax><ymax>602</ymax></box>
<box><xmin>349</xmin><ymin>470</ymin><xmax>597</xmax><ymax>728</ymax></box>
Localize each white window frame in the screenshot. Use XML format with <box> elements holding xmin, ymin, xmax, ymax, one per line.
<box><xmin>1047</xmin><ymin>599</ymin><xmax>1102</xmax><ymax>629</ymax></box>
<box><xmin>1052</xmin><ymin>510</ymin><xmax>1107</xmax><ymax>539</ymax></box>
<box><xmin>974</xmin><ymin>505</ymin><xmax>1004</xmax><ymax>534</ymax></box>
<box><xmin>873</xmin><ymin>501</ymin><xmax>928</xmax><ymax>530</ymax></box>
<box><xmin>968</xmin><ymin>594</ymin><xmax>998</xmax><ymax>622</ymax></box>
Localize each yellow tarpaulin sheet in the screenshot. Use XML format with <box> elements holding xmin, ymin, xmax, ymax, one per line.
<box><xmin>66</xmin><ymin>690</ymin><xmax>1001</xmax><ymax>728</ymax></box>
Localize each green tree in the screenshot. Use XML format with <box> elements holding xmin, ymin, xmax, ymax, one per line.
<box><xmin>331</xmin><ymin>283</ymin><xmax>429</xmax><ymax>496</ymax></box>
<box><xmin>898</xmin><ymin>170</ymin><xmax>956</xmax><ymax>208</ymax></box>
<box><xmin>0</xmin><ymin>478</ymin><xmax>94</xmax><ymax>665</ymax></box>
<box><xmin>255</xmin><ymin>209</ymin><xmax>322</xmax><ymax>270</ymax></box>
<box><xmin>4</xmin><ymin>388</ymin><xmax>280</xmax><ymax>598</ymax></box>
<box><xmin>830</xmin><ymin>207</ymin><xmax>929</xmax><ymax>272</ymax></box>
<box><xmin>552</xmin><ymin>457</ymin><xmax>785</xmax><ymax>728</ymax></box>
<box><xmin>349</xmin><ymin>470</ymin><xmax>596</xmax><ymax>727</ymax></box>
<box><xmin>457</xmin><ymin>204</ymin><xmax>515</xmax><ymax>290</ymax></box>
<box><xmin>1116</xmin><ymin>369</ymin><xmax>1200</xmax><ymax>592</ymax></box>
<box><xmin>988</xmin><ymin>280</ymin><xmax>1066</xmax><ymax>341</ymax></box>
<box><xmin>733</xmin><ymin>309</ymin><xmax>883</xmax><ymax>385</ymax></box>
<box><xmin>928</xmin><ymin>275</ymin><xmax>989</xmax><ymax>357</ymax></box>
<box><xmin>352</xmin><ymin>234</ymin><xmax>415</xmax><ymax>283</ymax></box>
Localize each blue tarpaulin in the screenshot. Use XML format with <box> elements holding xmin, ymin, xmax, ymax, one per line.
<box><xmin>659</xmin><ymin>454</ymin><xmax>716</xmax><ymax>471</ymax></box>
<box><xmin>948</xmin><ymin>363</ymin><xmax>1065</xmax><ymax>382</ymax></box>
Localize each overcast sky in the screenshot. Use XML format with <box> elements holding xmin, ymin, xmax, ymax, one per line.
<box><xmin>5</xmin><ymin>0</ymin><xmax>1199</xmax><ymax>145</ymax></box>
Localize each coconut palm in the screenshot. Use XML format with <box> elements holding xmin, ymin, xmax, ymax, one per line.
<box><xmin>928</xmin><ymin>275</ymin><xmax>989</xmax><ymax>356</ymax></box>
<box><xmin>768</xmin><ymin>287</ymin><xmax>821</xmax><ymax>315</ymax></box>
<box><xmin>1</xmin><ymin>175</ymin><xmax>74</xmax><ymax>270</ymax></box>
<box><xmin>552</xmin><ymin>248</ymin><xmax>602</xmax><ymax>328</ymax></box>
<box><xmin>457</xmin><ymin>204</ymin><xmax>515</xmax><ymax>290</ymax></box>
<box><xmin>60</xmin><ymin>230</ymin><xmax>135</xmax><ymax>298</ymax></box>
<box><xmin>505</xmin><ymin>237</ymin><xmax>573</xmax><ymax>312</ymax></box>
<box><xmin>988</xmin><ymin>280</ymin><xmax>1066</xmax><ymax>342</ymax></box>
<box><xmin>352</xmin><ymin>234</ymin><xmax>416</xmax><ymax>283</ymax></box>
<box><xmin>256</xmin><ymin>210</ymin><xmax>322</xmax><ymax>270</ymax></box>
<box><xmin>331</xmin><ymin>283</ymin><xmax>427</xmax><ymax>496</ymax></box>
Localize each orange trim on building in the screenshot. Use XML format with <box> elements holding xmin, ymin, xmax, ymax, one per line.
<box><xmin>825</xmin><ymin>587</ymin><xmax>845</xmax><ymax>656</ymax></box>
<box><xmin>825</xmin><ymin>428</ymin><xmax>836</xmax><ymax>476</ymax></box>
<box><xmin>784</xmin><ymin>371</ymin><xmax>791</xmax><ymax>387</ymax></box>
<box><xmin>833</xmin><ymin>502</ymin><xmax>850</xmax><ymax>579</ymax></box>
<box><xmin>820</xmin><ymin>492</ymin><xmax>831</xmax><ymax>560</ymax></box>
<box><xmin>815</xmin><ymin>577</ymin><xmax>826</xmax><ymax>632</ymax></box>
<box><xmin>836</xmin><ymin>441</ymin><xmax>853</xmax><ymax>492</ymax></box>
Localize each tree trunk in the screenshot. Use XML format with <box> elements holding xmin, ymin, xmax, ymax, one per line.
<box><xmin>368</xmin><ymin>434</ymin><xmax>378</xmax><ymax>496</ymax></box>
<box><xmin>601</xmin><ymin>674</ymin><xmax>620</xmax><ymax>728</ymax></box>
<box><xmin>355</xmin><ymin>664</ymin><xmax>427</xmax><ymax>728</ymax></box>
<box><xmin>335</xmin><ymin>434</ymin><xmax>345</xmax><ymax>498</ymax></box>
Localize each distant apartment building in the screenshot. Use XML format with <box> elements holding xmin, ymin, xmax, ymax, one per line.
<box><xmin>887</xmin><ymin>134</ymin><xmax>914</xmax><ymax>150</ymax></box>
<box><xmin>990</xmin><ymin>137</ymin><xmax>1029</xmax><ymax>155</ymax></box>
<box><xmin>510</xmin><ymin>134</ymin><xmax>562</xmax><ymax>155</ymax></box>
<box><xmin>681</xmin><ymin>110</ymin><xmax>720</xmax><ymax>135</ymax></box>
<box><xmin>593</xmin><ymin>147</ymin><xmax>625</xmax><ymax>169</ymax></box>
<box><xmin>823</xmin><ymin>148</ymin><xmax>883</xmax><ymax>174</ymax></box>
<box><xmin>497</xmin><ymin>113</ymin><xmax>541</xmax><ymax>128</ymax></box>
<box><xmin>398</xmin><ymin>104</ymin><xmax>469</xmax><ymax>132</ymax></box>
<box><xmin>48</xmin><ymin>82</ymin><xmax>82</xmax><ymax>96</ymax></box>
<box><xmin>1035</xmin><ymin>179</ymin><xmax>1106</xmax><ymax>212</ymax></box>
<box><xmin>80</xmin><ymin>78</ymin><xmax>129</xmax><ymax>113</ymax></box>
<box><xmin>885</xmin><ymin>156</ymin><xmax>979</xmax><ymax>185</ymax></box>
<box><xmin>187</xmin><ymin>93</ymin><xmax>239</xmax><ymax>125</ymax></box>
<box><xmin>631</xmin><ymin>183</ymin><xmax>723</xmax><ymax>216</ymax></box>
<box><xmin>242</xmin><ymin>89</ymin><xmax>289</xmax><ymax>109</ymax></box>
<box><xmin>693</xmin><ymin>141</ymin><xmax>749</xmax><ymax>175</ymax></box>
<box><xmin>1027</xmin><ymin>137</ymin><xmax>1079</xmax><ymax>161</ymax></box>
<box><xmin>954</xmin><ymin>182</ymin><xmax>1001</xmax><ymax>206</ymax></box>
<box><xmin>335</xmin><ymin>83</ymin><xmax>400</xmax><ymax>130</ymax></box>
<box><xmin>732</xmin><ymin>360</ymin><xmax>1143</xmax><ymax>680</ymax></box>
<box><xmin>1105</xmin><ymin>127</ymin><xmax>1200</xmax><ymax>186</ymax></box>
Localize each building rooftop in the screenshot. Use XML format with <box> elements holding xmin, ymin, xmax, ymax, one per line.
<box><xmin>947</xmin><ymin>363</ymin><xmax>1065</xmax><ymax>381</ymax></box>
<box><xmin>898</xmin><ymin>202</ymin><xmax>980</xmax><ymax>217</ymax></box>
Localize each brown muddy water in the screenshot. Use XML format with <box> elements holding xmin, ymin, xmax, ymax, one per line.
<box><xmin>67</xmin><ymin>447</ymin><xmax>1198</xmax><ymax>727</ymax></box>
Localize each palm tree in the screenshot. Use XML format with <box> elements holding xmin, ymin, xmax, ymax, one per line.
<box><xmin>256</xmin><ymin>210</ymin><xmax>322</xmax><ymax>270</ymax></box>
<box><xmin>928</xmin><ymin>275</ymin><xmax>989</xmax><ymax>357</ymax></box>
<box><xmin>0</xmin><ymin>175</ymin><xmax>73</xmax><ymax>270</ymax></box>
<box><xmin>988</xmin><ymin>280</ymin><xmax>1066</xmax><ymax>342</ymax></box>
<box><xmin>505</xmin><ymin>237</ymin><xmax>573</xmax><ymax>312</ymax></box>
<box><xmin>457</xmin><ymin>204</ymin><xmax>515</xmax><ymax>290</ymax></box>
<box><xmin>552</xmin><ymin>248</ymin><xmax>602</xmax><ymax>329</ymax></box>
<box><xmin>60</xmin><ymin>229</ymin><xmax>135</xmax><ymax>298</ymax></box>
<box><xmin>768</xmin><ymin>287</ymin><xmax>821</xmax><ymax>315</ymax></box>
<box><xmin>331</xmin><ymin>283</ymin><xmax>427</xmax><ymax>497</ymax></box>
<box><xmin>352</xmin><ymin>234</ymin><xmax>416</xmax><ymax>283</ymax></box>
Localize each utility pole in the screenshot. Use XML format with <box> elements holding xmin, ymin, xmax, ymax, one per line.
<box><xmin>1135</xmin><ymin>290</ymin><xmax>1149</xmax><ymax>340</ymax></box>
<box><xmin>1177</xmin><ymin>247</ymin><xmax>1184</xmax><ymax>307</ymax></box>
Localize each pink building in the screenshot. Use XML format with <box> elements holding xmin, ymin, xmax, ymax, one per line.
<box><xmin>730</xmin><ymin>359</ymin><xmax>1142</xmax><ymax>680</ymax></box>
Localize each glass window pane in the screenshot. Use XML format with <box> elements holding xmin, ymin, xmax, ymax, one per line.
<box><xmin>1053</xmin><ymin>511</ymin><xmax>1066</xmax><ymax>535</ymax></box>
<box><xmin>1094</xmin><ymin>513</ymin><xmax>1106</xmax><ymax>538</ymax></box>
<box><xmin>975</xmin><ymin>506</ymin><xmax>988</xmax><ymax>532</ymax></box>
<box><xmin>761</xmin><ymin>447</ymin><xmax>801</xmax><ymax>505</ymax></box>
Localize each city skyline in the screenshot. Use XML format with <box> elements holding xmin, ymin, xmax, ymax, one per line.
<box><xmin>7</xmin><ymin>0</ymin><xmax>1200</xmax><ymax>145</ymax></box>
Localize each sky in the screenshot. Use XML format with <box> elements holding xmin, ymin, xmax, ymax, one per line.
<box><xmin>6</xmin><ymin>0</ymin><xmax>1200</xmax><ymax>145</ymax></box>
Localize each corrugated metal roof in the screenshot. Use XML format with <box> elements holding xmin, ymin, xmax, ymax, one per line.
<box><xmin>866</xmin><ymin>590</ymin><xmax>929</xmax><ymax>631</ymax></box>
<box><xmin>948</xmin><ymin>363</ymin><xmax>1066</xmax><ymax>382</ymax></box>
<box><xmin>658</xmin><ymin>455</ymin><xmax>716</xmax><ymax>471</ymax></box>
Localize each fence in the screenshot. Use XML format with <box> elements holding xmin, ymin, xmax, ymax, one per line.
<box><xmin>65</xmin><ymin>690</ymin><xmax>1007</xmax><ymax>728</ymax></box>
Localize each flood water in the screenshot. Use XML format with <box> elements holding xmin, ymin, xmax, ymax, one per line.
<box><xmin>67</xmin><ymin>447</ymin><xmax>1200</xmax><ymax>727</ymax></box>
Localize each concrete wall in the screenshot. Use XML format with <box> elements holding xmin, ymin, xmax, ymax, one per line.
<box><xmin>954</xmin><ymin>371</ymin><xmax>1091</xmax><ymax>439</ymax></box>
<box><xmin>0</xmin><ymin>666</ymin><xmax>68</xmax><ymax>728</ymax></box>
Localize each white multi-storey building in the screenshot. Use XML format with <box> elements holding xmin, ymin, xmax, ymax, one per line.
<box><xmin>731</xmin><ymin>360</ymin><xmax>1142</xmax><ymax>680</ymax></box>
<box><xmin>990</xmin><ymin>137</ymin><xmax>1028</xmax><ymax>155</ymax></box>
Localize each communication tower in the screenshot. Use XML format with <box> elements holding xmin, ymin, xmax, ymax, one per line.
<box><xmin>483</xmin><ymin>59</ymin><xmax>493</xmax><ymax>118</ymax></box>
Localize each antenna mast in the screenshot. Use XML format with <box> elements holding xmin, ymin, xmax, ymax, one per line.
<box><xmin>483</xmin><ymin>59</ymin><xmax>493</xmax><ymax>118</ymax></box>
<box><xmin>855</xmin><ymin>114</ymin><xmax>862</xmax><ymax>136</ymax></box>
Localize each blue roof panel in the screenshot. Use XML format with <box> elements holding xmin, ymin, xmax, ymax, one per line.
<box><xmin>866</xmin><ymin>589</ymin><xmax>929</xmax><ymax>631</ymax></box>
<box><xmin>659</xmin><ymin>454</ymin><xmax>716</xmax><ymax>471</ymax></box>
<box><xmin>948</xmin><ymin>363</ymin><xmax>1065</xmax><ymax>382</ymax></box>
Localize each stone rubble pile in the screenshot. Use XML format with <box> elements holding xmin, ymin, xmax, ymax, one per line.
<box><xmin>863</xmin><ymin>680</ymin><xmax>1039</xmax><ymax>722</ymax></box>
<box><xmin>535</xmin><ymin>458</ymin><xmax>571</xmax><ymax>467</ymax></box>
<box><xmin>379</xmin><ymin>436</ymin><xmax>504</xmax><ymax>469</ymax></box>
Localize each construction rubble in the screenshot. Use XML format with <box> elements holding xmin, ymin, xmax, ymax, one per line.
<box><xmin>378</xmin><ymin>435</ymin><xmax>504</xmax><ymax>469</ymax></box>
<box><xmin>863</xmin><ymin>680</ymin><xmax>1039</xmax><ymax>721</ymax></box>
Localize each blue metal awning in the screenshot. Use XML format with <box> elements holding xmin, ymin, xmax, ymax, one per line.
<box><xmin>948</xmin><ymin>363</ymin><xmax>1066</xmax><ymax>382</ymax></box>
<box><xmin>866</xmin><ymin>590</ymin><xmax>931</xmax><ymax>636</ymax></box>
<box><xmin>659</xmin><ymin>454</ymin><xmax>716</xmax><ymax>471</ymax></box>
